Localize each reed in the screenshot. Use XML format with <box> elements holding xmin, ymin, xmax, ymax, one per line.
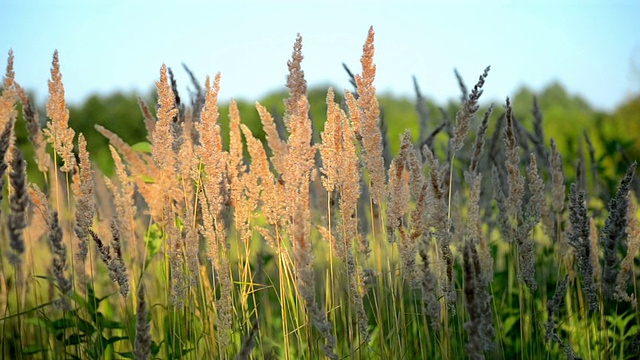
<box><xmin>0</xmin><ymin>29</ymin><xmax>638</xmax><ymax>360</ymax></box>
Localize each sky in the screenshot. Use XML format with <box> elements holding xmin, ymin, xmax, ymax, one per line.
<box><xmin>1</xmin><ymin>1</ymin><xmax>639</xmax><ymax>112</ymax></box>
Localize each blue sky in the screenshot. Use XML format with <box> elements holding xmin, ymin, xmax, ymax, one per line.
<box><xmin>1</xmin><ymin>1</ymin><xmax>639</xmax><ymax>111</ymax></box>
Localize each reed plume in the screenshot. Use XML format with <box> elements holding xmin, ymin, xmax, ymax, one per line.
<box><xmin>503</xmin><ymin>98</ymin><xmax>524</xmax><ymax>220</ymax></box>
<box><xmin>463</xmin><ymin>238</ymin><xmax>495</xmax><ymax>359</ymax></box>
<box><xmin>614</xmin><ymin>192</ymin><xmax>639</xmax><ymax>306</ymax></box>
<box><xmin>452</xmin><ymin>66</ymin><xmax>490</xmax><ymax>152</ymax></box>
<box><xmin>72</xmin><ymin>134</ymin><xmax>94</xmax><ymax>262</ymax></box>
<box><xmin>386</xmin><ymin>140</ymin><xmax>410</xmax><ymax>245</ymax></box>
<box><xmin>423</xmin><ymin>145</ymin><xmax>456</xmax><ymax>307</ymax></box>
<box><xmin>344</xmin><ymin>91</ymin><xmax>361</xmax><ymax>141</ymax></box>
<box><xmin>392</xmin><ymin>134</ymin><xmax>440</xmax><ymax>329</ymax></box>
<box><xmin>0</xmin><ymin>50</ymin><xmax>16</xmax><ymax>140</ymax></box>
<box><xmin>152</xmin><ymin>64</ymin><xmax>179</xmax><ymax>187</ymax></box>
<box><xmin>177</xmin><ymin>107</ymin><xmax>198</xmax><ymax>202</ymax></box>
<box><xmin>355</xmin><ymin>26</ymin><xmax>386</xmax><ymax>204</ymax></box>
<box><xmin>7</xmin><ymin>146</ymin><xmax>27</xmax><ymax>268</ymax></box>
<box><xmin>516</xmin><ymin>154</ymin><xmax>543</xmax><ymax>292</ymax></box>
<box><xmin>418</xmin><ymin>244</ymin><xmax>442</xmax><ymax>331</ymax></box>
<box><xmin>319</xmin><ymin>89</ymin><xmax>368</xmax><ymax>346</ymax></box>
<box><xmin>243</xmin><ymin>122</ymin><xmax>284</xmax><ymax>234</ymax></box>
<box><xmin>48</xmin><ymin>210</ymin><xmax>72</xmax><ymax>309</ymax></box>
<box><xmin>196</xmin><ymin>73</ymin><xmax>232</xmax><ymax>346</ymax></box>
<box><xmin>319</xmin><ymin>88</ymin><xmax>341</xmax><ymax>194</ymax></box>
<box><xmin>104</xmin><ymin>145</ymin><xmax>137</xmax><ymax>259</ymax></box>
<box><xmin>468</xmin><ymin>104</ymin><xmax>494</xmax><ymax>175</ymax></box>
<box><xmin>228</xmin><ymin>100</ymin><xmax>245</xmax><ymax>186</ymax></box>
<box><xmin>401</xmin><ymin>132</ymin><xmax>425</xmax><ymax>282</ymax></box>
<box><xmin>256</xmin><ymin>102</ymin><xmax>287</xmax><ymax>177</ymax></box>
<box><xmin>228</xmin><ymin>101</ymin><xmax>257</xmax><ymax>249</ymax></box>
<box><xmin>164</xmin><ymin>203</ymin><xmax>186</xmax><ymax>308</ymax></box>
<box><xmin>134</xmin><ymin>282</ymin><xmax>151</xmax><ymax>360</ymax></box>
<box><xmin>88</xmin><ymin>219</ymin><xmax>129</xmax><ymax>297</ymax></box>
<box><xmin>583</xmin><ymin>131</ymin><xmax>599</xmax><ymax>197</ymax></box>
<box><xmin>567</xmin><ymin>183</ymin><xmax>598</xmax><ymax>310</ymax></box>
<box><xmin>284</xmin><ymin>36</ymin><xmax>341</xmax><ymax>354</ymax></box>
<box><xmin>241</xmin><ymin>123</ymin><xmax>278</xmax><ymax>224</ymax></box>
<box><xmin>0</xmin><ymin>121</ymin><xmax>11</xmax><ymax>217</ymax></box>
<box><xmin>137</xmin><ymin>96</ymin><xmax>156</xmax><ymax>143</ymax></box>
<box><xmin>601</xmin><ymin>161</ymin><xmax>636</xmax><ymax>299</ymax></box>
<box><xmin>589</xmin><ymin>218</ymin><xmax>601</xmax><ymax>284</ymax></box>
<box><xmin>43</xmin><ymin>51</ymin><xmax>76</xmax><ymax>173</ymax></box>
<box><xmin>337</xmin><ymin>89</ymin><xmax>368</xmax><ymax>258</ymax></box>
<box><xmin>195</xmin><ymin>74</ymin><xmax>228</xmax><ymax>226</ymax></box>
<box><xmin>284</xmin><ymin>34</ymin><xmax>307</xmax><ymax>131</ymax></box>
<box><xmin>548</xmin><ymin>138</ymin><xmax>565</xmax><ymax>241</ymax></box>
<box><xmin>545</xmin><ymin>275</ymin><xmax>581</xmax><ymax>359</ymax></box>
<box><xmin>466</xmin><ymin>173</ymin><xmax>493</xmax><ymax>283</ymax></box>
<box><xmin>16</xmin><ymin>84</ymin><xmax>52</xmax><ymax>173</ymax></box>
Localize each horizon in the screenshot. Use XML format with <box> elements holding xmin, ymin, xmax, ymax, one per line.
<box><xmin>2</xmin><ymin>1</ymin><xmax>639</xmax><ymax>112</ymax></box>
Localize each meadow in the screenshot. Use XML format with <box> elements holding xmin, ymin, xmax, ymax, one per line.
<box><xmin>0</xmin><ymin>26</ymin><xmax>639</xmax><ymax>359</ymax></box>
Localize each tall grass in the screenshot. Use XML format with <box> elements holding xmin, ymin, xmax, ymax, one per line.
<box><xmin>0</xmin><ymin>27</ymin><xmax>639</xmax><ymax>359</ymax></box>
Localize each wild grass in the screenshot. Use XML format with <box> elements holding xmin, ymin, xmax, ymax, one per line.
<box><xmin>1</xmin><ymin>27</ymin><xmax>639</xmax><ymax>359</ymax></box>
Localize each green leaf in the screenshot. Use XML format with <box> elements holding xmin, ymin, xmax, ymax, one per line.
<box><xmin>25</xmin><ymin>317</ymin><xmax>50</xmax><ymax>329</ymax></box>
<box><xmin>1</xmin><ymin>302</ymin><xmax>55</xmax><ymax>322</ymax></box>
<box><xmin>105</xmin><ymin>336</ymin><xmax>128</xmax><ymax>345</ymax></box>
<box><xmin>21</xmin><ymin>345</ymin><xmax>48</xmax><ymax>356</ymax></box>
<box><xmin>144</xmin><ymin>223</ymin><xmax>163</xmax><ymax>268</ymax></box>
<box><xmin>175</xmin><ymin>216</ymin><xmax>184</xmax><ymax>231</ymax></box>
<box><xmin>140</xmin><ymin>174</ymin><xmax>155</xmax><ymax>184</ymax></box>
<box><xmin>53</xmin><ymin>316</ymin><xmax>96</xmax><ymax>337</ymax></box>
<box><xmin>88</xmin><ymin>335</ymin><xmax>110</xmax><ymax>359</ymax></box>
<box><xmin>117</xmin><ymin>351</ymin><xmax>135</xmax><ymax>359</ymax></box>
<box><xmin>52</xmin><ymin>318</ymin><xmax>77</xmax><ymax>331</ymax></box>
<box><xmin>86</xmin><ymin>283</ymin><xmax>100</xmax><ymax>318</ymax></box>
<box><xmin>151</xmin><ymin>340</ymin><xmax>161</xmax><ymax>356</ymax></box>
<box><xmin>132</xmin><ymin>141</ymin><xmax>153</xmax><ymax>153</ymax></box>
<box><xmin>97</xmin><ymin>313</ymin><xmax>126</xmax><ymax>329</ymax></box>
<box><xmin>502</xmin><ymin>316</ymin><xmax>519</xmax><ymax>336</ymax></box>
<box><xmin>34</xmin><ymin>274</ymin><xmax>57</xmax><ymax>282</ymax></box>
<box><xmin>70</xmin><ymin>291</ymin><xmax>89</xmax><ymax>311</ymax></box>
<box><xmin>63</xmin><ymin>334</ymin><xmax>86</xmax><ymax>346</ymax></box>
<box><xmin>75</xmin><ymin>318</ymin><xmax>97</xmax><ymax>335</ymax></box>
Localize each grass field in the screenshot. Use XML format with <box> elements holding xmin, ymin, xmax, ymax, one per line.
<box><xmin>0</xmin><ymin>27</ymin><xmax>639</xmax><ymax>359</ymax></box>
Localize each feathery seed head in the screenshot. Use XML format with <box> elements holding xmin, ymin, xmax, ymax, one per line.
<box><xmin>469</xmin><ymin>104</ymin><xmax>493</xmax><ymax>175</ymax></box>
<box><xmin>452</xmin><ymin>66</ymin><xmax>490</xmax><ymax>152</ymax></box>
<box><xmin>355</xmin><ymin>26</ymin><xmax>386</xmax><ymax>204</ymax></box>
<box><xmin>615</xmin><ymin>192</ymin><xmax>640</xmax><ymax>306</ymax></box>
<box><xmin>285</xmin><ymin>33</ymin><xmax>307</xmax><ymax>131</ymax></box>
<box><xmin>549</xmin><ymin>138</ymin><xmax>565</xmax><ymax>214</ymax></box>
<box><xmin>134</xmin><ymin>282</ymin><xmax>151</xmax><ymax>360</ymax></box>
<box><xmin>568</xmin><ymin>182</ymin><xmax>598</xmax><ymax>310</ymax></box>
<box><xmin>73</xmin><ymin>133</ymin><xmax>95</xmax><ymax>262</ymax></box>
<box><xmin>602</xmin><ymin>161</ymin><xmax>637</xmax><ymax>299</ymax></box>
<box><xmin>44</xmin><ymin>51</ymin><xmax>76</xmax><ymax>173</ymax></box>
<box><xmin>153</xmin><ymin>64</ymin><xmax>179</xmax><ymax>172</ymax></box>
<box><xmin>7</xmin><ymin>146</ymin><xmax>27</xmax><ymax>266</ymax></box>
